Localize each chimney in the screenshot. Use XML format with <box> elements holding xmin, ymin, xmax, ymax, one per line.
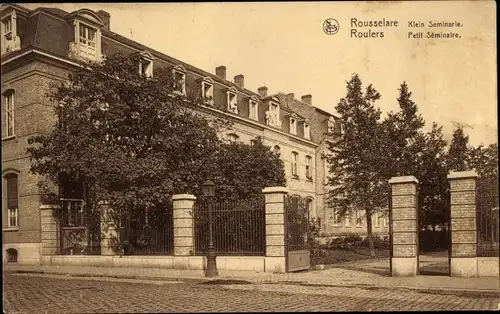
<box><xmin>216</xmin><ymin>66</ymin><xmax>226</xmax><ymax>80</ymax></box>
<box><xmin>301</xmin><ymin>94</ymin><xmax>312</xmax><ymax>105</ymax></box>
<box><xmin>258</xmin><ymin>86</ymin><xmax>268</xmax><ymax>98</ymax></box>
<box><xmin>286</xmin><ymin>93</ymin><xmax>295</xmax><ymax>104</ymax></box>
<box><xmin>97</xmin><ymin>10</ymin><xmax>111</xmax><ymax>31</ymax></box>
<box><xmin>234</xmin><ymin>74</ymin><xmax>244</xmax><ymax>88</ymax></box>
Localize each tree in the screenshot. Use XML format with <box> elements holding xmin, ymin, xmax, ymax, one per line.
<box><xmin>209</xmin><ymin>136</ymin><xmax>286</xmax><ymax>201</ymax></box>
<box><xmin>468</xmin><ymin>143</ymin><xmax>499</xmax><ymax>213</ymax></box>
<box><xmin>414</xmin><ymin>123</ymin><xmax>450</xmax><ymax>231</ymax></box>
<box><xmin>446</xmin><ymin>126</ymin><xmax>470</xmax><ymax>171</ymax></box>
<box><xmin>326</xmin><ymin>74</ymin><xmax>386</xmax><ymax>257</ymax></box>
<box><xmin>27</xmin><ymin>53</ymin><xmax>286</xmax><ymax>230</ymax></box>
<box><xmin>382</xmin><ymin>82</ymin><xmax>425</xmax><ymax>177</ymax></box>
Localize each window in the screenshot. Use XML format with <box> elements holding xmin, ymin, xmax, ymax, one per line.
<box><xmin>327</xmin><ymin>116</ymin><xmax>335</xmax><ymax>134</ymax></box>
<box><xmin>61</xmin><ymin>199</ymin><xmax>85</xmax><ymax>227</ymax></box>
<box><xmin>374</xmin><ymin>213</ymin><xmax>381</xmax><ymax>228</ymax></box>
<box><xmin>305</xmin><ymin>155</ymin><xmax>312</xmax><ymax>180</ymax></box>
<box><xmin>139</xmin><ymin>59</ymin><xmax>153</xmax><ymax>77</ymax></box>
<box><xmin>78</xmin><ymin>23</ymin><xmax>97</xmax><ymax>59</ymax></box>
<box><xmin>291</xmin><ymin>152</ymin><xmax>298</xmax><ymax>177</ymax></box>
<box><xmin>290</xmin><ymin>114</ymin><xmax>297</xmax><ymax>135</ymax></box>
<box><xmin>5</xmin><ymin>173</ymin><xmax>18</xmax><ymax>228</ymax></box>
<box><xmin>173</xmin><ymin>70</ymin><xmax>186</xmax><ymax>95</ymax></box>
<box><xmin>202</xmin><ymin>82</ymin><xmax>214</xmax><ymax>104</ymax></box>
<box><xmin>304</xmin><ymin>120</ymin><xmax>311</xmax><ymax>139</ymax></box>
<box><xmin>227</xmin><ymin>90</ymin><xmax>238</xmax><ymax>114</ymax></box>
<box><xmin>2</xmin><ymin>16</ymin><xmax>12</xmax><ymax>40</ymax></box>
<box><xmin>383</xmin><ymin>216</ymin><xmax>388</xmax><ymax>228</ymax></box>
<box><xmin>333</xmin><ymin>208</ymin><xmax>342</xmax><ymax>226</ymax></box>
<box><xmin>344</xmin><ymin>214</ymin><xmax>351</xmax><ymax>227</ymax></box>
<box><xmin>250</xmin><ymin>139</ymin><xmax>258</xmax><ymax>146</ymax></box>
<box><xmin>4</xmin><ymin>90</ymin><xmax>14</xmax><ymax>137</ymax></box>
<box><xmin>355</xmin><ymin>211</ymin><xmax>362</xmax><ymax>227</ymax></box>
<box><xmin>273</xmin><ymin>145</ymin><xmax>281</xmax><ymax>155</ymax></box>
<box><xmin>228</xmin><ymin>133</ymin><xmax>239</xmax><ymax>143</ymax></box>
<box><xmin>265</xmin><ymin>101</ymin><xmax>281</xmax><ymax>127</ymax></box>
<box><xmin>249</xmin><ymin>99</ymin><xmax>258</xmax><ymax>120</ymax></box>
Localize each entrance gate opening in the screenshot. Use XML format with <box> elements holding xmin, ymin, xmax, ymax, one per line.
<box><xmin>284</xmin><ymin>195</ymin><xmax>310</xmax><ymax>272</ymax></box>
<box><xmin>416</xmin><ymin>186</ymin><xmax>451</xmax><ymax>276</ymax></box>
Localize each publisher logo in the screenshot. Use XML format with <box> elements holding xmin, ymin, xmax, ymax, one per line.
<box><xmin>323</xmin><ymin>18</ymin><xmax>339</xmax><ymax>35</ymax></box>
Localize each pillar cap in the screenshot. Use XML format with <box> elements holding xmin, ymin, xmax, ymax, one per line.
<box><xmin>172</xmin><ymin>194</ymin><xmax>197</xmax><ymax>201</ymax></box>
<box><xmin>262</xmin><ymin>186</ymin><xmax>288</xmax><ymax>194</ymax></box>
<box><xmin>447</xmin><ymin>170</ymin><xmax>478</xmax><ymax>180</ymax></box>
<box><xmin>389</xmin><ymin>176</ymin><xmax>419</xmax><ymax>184</ymax></box>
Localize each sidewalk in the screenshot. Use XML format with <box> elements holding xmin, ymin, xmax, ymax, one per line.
<box><xmin>4</xmin><ymin>262</ymin><xmax>499</xmax><ymax>296</ymax></box>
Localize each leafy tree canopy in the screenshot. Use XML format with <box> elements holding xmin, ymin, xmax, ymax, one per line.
<box><xmin>27</xmin><ymin>53</ymin><xmax>285</xmax><ymax>217</ymax></box>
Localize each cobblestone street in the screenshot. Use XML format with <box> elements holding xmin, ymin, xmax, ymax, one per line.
<box><xmin>3</xmin><ymin>273</ymin><xmax>498</xmax><ymax>312</ymax></box>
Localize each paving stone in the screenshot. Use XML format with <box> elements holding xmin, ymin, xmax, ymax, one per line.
<box><xmin>3</xmin><ymin>273</ymin><xmax>498</xmax><ymax>313</ymax></box>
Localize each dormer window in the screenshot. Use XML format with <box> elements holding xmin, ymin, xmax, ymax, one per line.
<box><xmin>79</xmin><ymin>23</ymin><xmax>97</xmax><ymax>57</ymax></box>
<box><xmin>136</xmin><ymin>51</ymin><xmax>154</xmax><ymax>78</ymax></box>
<box><xmin>225</xmin><ymin>87</ymin><xmax>238</xmax><ymax>114</ymax></box>
<box><xmin>172</xmin><ymin>65</ymin><xmax>186</xmax><ymax>95</ymax></box>
<box><xmin>303</xmin><ymin>119</ymin><xmax>311</xmax><ymax>139</ymax></box>
<box><xmin>1</xmin><ymin>10</ymin><xmax>21</xmax><ymax>55</ymax></box>
<box><xmin>67</xmin><ymin>10</ymin><xmax>104</xmax><ymax>61</ymax></box>
<box><xmin>265</xmin><ymin>100</ymin><xmax>281</xmax><ymax>128</ymax></box>
<box><xmin>248</xmin><ymin>97</ymin><xmax>259</xmax><ymax>120</ymax></box>
<box><xmin>2</xmin><ymin>16</ymin><xmax>12</xmax><ymax>39</ymax></box>
<box><xmin>327</xmin><ymin>116</ymin><xmax>335</xmax><ymax>134</ymax></box>
<box><xmin>198</xmin><ymin>77</ymin><xmax>214</xmax><ymax>105</ymax></box>
<box><xmin>289</xmin><ymin>113</ymin><xmax>297</xmax><ymax>135</ymax></box>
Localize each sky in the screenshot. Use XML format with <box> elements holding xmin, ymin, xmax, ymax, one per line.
<box><xmin>24</xmin><ymin>1</ymin><xmax>497</xmax><ymax>146</ymax></box>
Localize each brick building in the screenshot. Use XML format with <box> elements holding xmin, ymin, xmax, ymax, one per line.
<box><xmin>1</xmin><ymin>4</ymin><xmax>387</xmax><ymax>264</ymax></box>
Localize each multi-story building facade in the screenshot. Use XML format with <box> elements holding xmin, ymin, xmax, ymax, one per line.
<box><xmin>1</xmin><ymin>4</ymin><xmax>387</xmax><ymax>264</ymax></box>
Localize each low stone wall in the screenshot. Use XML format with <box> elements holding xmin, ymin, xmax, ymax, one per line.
<box><xmin>38</xmin><ymin>255</ymin><xmax>275</xmax><ymax>272</ymax></box>
<box><xmin>477</xmin><ymin>257</ymin><xmax>499</xmax><ymax>277</ymax></box>
<box><xmin>2</xmin><ymin>243</ymin><xmax>42</xmax><ymax>265</ymax></box>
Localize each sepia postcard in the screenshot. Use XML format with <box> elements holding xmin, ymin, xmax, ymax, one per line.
<box><xmin>2</xmin><ymin>1</ymin><xmax>498</xmax><ymax>312</ymax></box>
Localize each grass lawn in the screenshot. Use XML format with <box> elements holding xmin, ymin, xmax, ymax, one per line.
<box><xmin>311</xmin><ymin>245</ymin><xmax>390</xmax><ymax>266</ymax></box>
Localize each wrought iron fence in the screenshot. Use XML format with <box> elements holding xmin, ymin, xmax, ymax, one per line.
<box><xmin>476</xmin><ymin>181</ymin><xmax>499</xmax><ymax>257</ymax></box>
<box><xmin>121</xmin><ymin>208</ymin><xmax>174</xmax><ymax>256</ymax></box>
<box><xmin>59</xmin><ymin>199</ymin><xmax>101</xmax><ymax>255</ymax></box>
<box><xmin>194</xmin><ymin>196</ymin><xmax>266</xmax><ymax>256</ymax></box>
<box><xmin>285</xmin><ymin>195</ymin><xmax>309</xmax><ymax>251</ymax></box>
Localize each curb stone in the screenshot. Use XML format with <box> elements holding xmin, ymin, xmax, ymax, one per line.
<box><xmin>5</xmin><ymin>269</ymin><xmax>498</xmax><ymax>298</ymax></box>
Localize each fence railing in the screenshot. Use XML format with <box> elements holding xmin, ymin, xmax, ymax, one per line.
<box><xmin>194</xmin><ymin>196</ymin><xmax>266</xmax><ymax>256</ymax></box>
<box><xmin>58</xmin><ymin>199</ymin><xmax>101</xmax><ymax>255</ymax></box>
<box><xmin>121</xmin><ymin>209</ymin><xmax>174</xmax><ymax>256</ymax></box>
<box><xmin>476</xmin><ymin>182</ymin><xmax>499</xmax><ymax>257</ymax></box>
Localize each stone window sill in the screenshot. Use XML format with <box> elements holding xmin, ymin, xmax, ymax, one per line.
<box><xmin>2</xmin><ymin>135</ymin><xmax>16</xmax><ymax>142</ymax></box>
<box><xmin>292</xmin><ymin>175</ymin><xmax>299</xmax><ymax>180</ymax></box>
<box><xmin>306</xmin><ymin>177</ymin><xmax>313</xmax><ymax>182</ymax></box>
<box><xmin>3</xmin><ymin>227</ymin><xmax>19</xmax><ymax>232</ymax></box>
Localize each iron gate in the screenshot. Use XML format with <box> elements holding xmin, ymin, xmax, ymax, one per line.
<box><xmin>284</xmin><ymin>195</ymin><xmax>310</xmax><ymax>272</ymax></box>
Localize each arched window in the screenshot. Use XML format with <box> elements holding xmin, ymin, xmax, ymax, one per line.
<box><xmin>6</xmin><ymin>248</ymin><xmax>18</xmax><ymax>263</ymax></box>
<box><xmin>4</xmin><ymin>173</ymin><xmax>19</xmax><ymax>228</ymax></box>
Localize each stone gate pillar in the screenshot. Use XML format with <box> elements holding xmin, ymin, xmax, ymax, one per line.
<box><xmin>262</xmin><ymin>187</ymin><xmax>288</xmax><ymax>273</ymax></box>
<box><xmin>447</xmin><ymin>170</ymin><xmax>478</xmax><ymax>277</ymax></box>
<box><xmin>389</xmin><ymin>176</ymin><xmax>419</xmax><ymax>276</ymax></box>
<box><xmin>40</xmin><ymin>204</ymin><xmax>60</xmax><ymax>263</ymax></box>
<box><xmin>172</xmin><ymin>194</ymin><xmax>196</xmax><ymax>256</ymax></box>
<box><xmin>100</xmin><ymin>202</ymin><xmax>117</xmax><ymax>256</ymax></box>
